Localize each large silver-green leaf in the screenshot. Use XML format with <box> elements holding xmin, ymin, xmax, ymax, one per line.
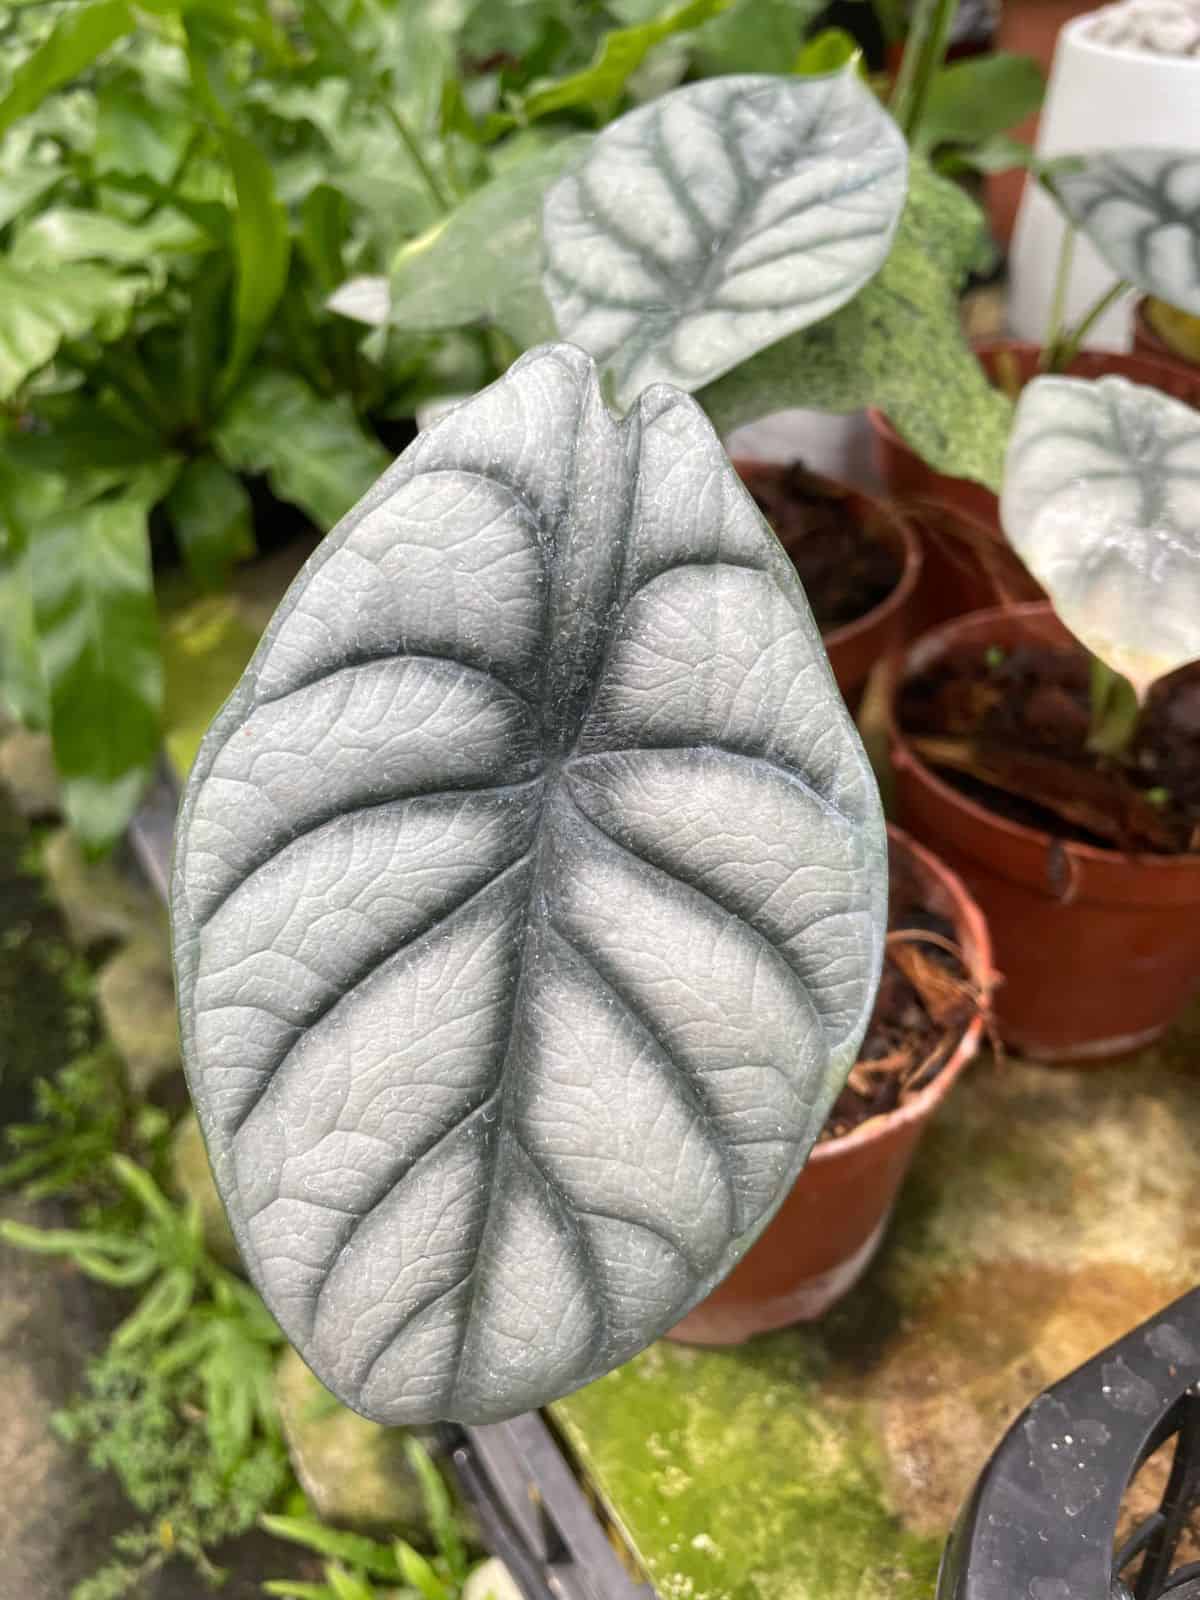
<box><xmin>172</xmin><ymin>344</ymin><xmax>886</xmax><ymax>1426</ymax></box>
<box><xmin>542</xmin><ymin>72</ymin><xmax>907</xmax><ymax>409</ymax></box>
<box><xmin>701</xmin><ymin>157</ymin><xmax>1012</xmax><ymax>492</ymax></box>
<box><xmin>1001</xmin><ymin>375</ymin><xmax>1200</xmax><ymax>698</ymax></box>
<box><xmin>1053</xmin><ymin>149</ymin><xmax>1200</xmax><ymax>317</ymax></box>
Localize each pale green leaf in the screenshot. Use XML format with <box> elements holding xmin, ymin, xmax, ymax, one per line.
<box><xmin>12</xmin><ymin>206</ymin><xmax>205</xmax><ymax>267</ymax></box>
<box><xmin>0</xmin><ymin>256</ymin><xmax>149</xmax><ymax>399</ymax></box>
<box><xmin>260</xmin><ymin>1515</ymin><xmax>402</xmax><ymax>1579</ymax></box>
<box><xmin>0</xmin><ymin>0</ymin><xmax>135</xmax><ymax>140</ymax></box>
<box><xmin>112</xmin><ymin>1267</ymin><xmax>195</xmax><ymax>1350</ymax></box>
<box><xmin>30</xmin><ymin>463</ymin><xmax>178</xmax><ymax>853</ymax></box>
<box><xmin>214</xmin><ymin>372</ymin><xmax>388</xmax><ymax>531</ymax></box>
<box><xmin>914</xmin><ymin>52</ymin><xmax>1044</xmax><ymax>155</ymax></box>
<box><xmin>0</xmin><ymin>164</ymin><xmax>62</xmax><ymax>232</ymax></box>
<box><xmin>219</xmin><ymin>128</ymin><xmax>292</xmax><ymax>398</ymax></box>
<box><xmin>691</xmin><ymin>0</ymin><xmax>824</xmax><ymax>72</ymax></box>
<box><xmin>520</xmin><ymin>0</ymin><xmax>733</xmax><ymax>119</ymax></box>
<box><xmin>0</xmin><ymin>452</ymin><xmax>51</xmax><ymax>726</ymax></box>
<box><xmin>167</xmin><ymin>456</ymin><xmax>255</xmax><ymax>590</ymax></box>
<box><xmin>94</xmin><ymin>80</ymin><xmax>192</xmax><ymax>183</ymax></box>
<box><xmin>383</xmin><ymin>137</ymin><xmax>591</xmax><ymax>346</ymax></box>
<box><xmin>700</xmin><ymin>159</ymin><xmax>1013</xmax><ymax>492</ymax></box>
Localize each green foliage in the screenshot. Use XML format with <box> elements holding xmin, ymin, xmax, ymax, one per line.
<box><xmin>0</xmin><ymin>1045</ymin><xmax>163</xmax><ymax>1205</ymax></box>
<box><xmin>56</xmin><ymin>1350</ymin><xmax>290</xmax><ymax>1599</ymax></box>
<box><xmin>914</xmin><ymin>52</ymin><xmax>1044</xmax><ymax>159</ymax></box>
<box><xmin>263</xmin><ymin>1439</ymin><xmax>486</xmax><ymax>1600</ymax></box>
<box><xmin>2</xmin><ymin>1149</ymin><xmax>291</xmax><ymax>1596</ymax></box>
<box><xmin>0</xmin><ymin>0</ymin><xmax>738</xmax><ymax>854</ymax></box>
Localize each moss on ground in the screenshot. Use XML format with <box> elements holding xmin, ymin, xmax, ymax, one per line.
<box><xmin>555</xmin><ymin>1334</ymin><xmax>941</xmax><ymax>1600</ymax></box>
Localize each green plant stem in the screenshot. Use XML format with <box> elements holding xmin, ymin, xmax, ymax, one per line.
<box><xmin>380</xmin><ymin>101</ymin><xmax>452</xmax><ymax>214</ymax></box>
<box><xmin>890</xmin><ymin>0</ymin><xmax>959</xmax><ymax>142</ymax></box>
<box><xmin>1087</xmin><ymin>654</ymin><xmax>1141</xmax><ymax>758</ymax></box>
<box><xmin>1051</xmin><ymin>280</ymin><xmax>1131</xmax><ymax>372</ymax></box>
<box><xmin>1039</xmin><ymin>224</ymin><xmax>1076</xmax><ymax>371</ymax></box>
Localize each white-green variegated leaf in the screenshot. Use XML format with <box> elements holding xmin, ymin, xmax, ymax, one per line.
<box><xmin>172</xmin><ymin>344</ymin><xmax>886</xmax><ymax>1426</ymax></box>
<box><xmin>1053</xmin><ymin>149</ymin><xmax>1200</xmax><ymax>317</ymax></box>
<box><xmin>1001</xmin><ymin>375</ymin><xmax>1200</xmax><ymax>697</ymax></box>
<box><xmin>542</xmin><ymin>71</ymin><xmax>907</xmax><ymax>409</ymax></box>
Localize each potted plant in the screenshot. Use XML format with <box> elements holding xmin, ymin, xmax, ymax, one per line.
<box><xmin>1008</xmin><ymin>0</ymin><xmax>1200</xmax><ymax>350</ymax></box>
<box><xmin>668</xmin><ymin>821</ymin><xmax>991</xmax><ymax>1344</ymax></box>
<box><xmin>890</xmin><ymin>371</ymin><xmax>1200</xmax><ymax>1059</ymax></box>
<box><xmin>732</xmin><ymin>462</ymin><xmax>922</xmax><ymax>711</ymax></box>
<box><xmin>871</xmin><ymin>142</ymin><xmax>1200</xmax><ymax>620</ymax></box>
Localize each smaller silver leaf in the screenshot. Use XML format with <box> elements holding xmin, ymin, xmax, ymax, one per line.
<box><xmin>1054</xmin><ymin>149</ymin><xmax>1200</xmax><ymax>316</ymax></box>
<box><xmin>1001</xmin><ymin>374</ymin><xmax>1200</xmax><ymax>696</ymax></box>
<box><xmin>542</xmin><ymin>71</ymin><xmax>908</xmax><ymax>409</ymax></box>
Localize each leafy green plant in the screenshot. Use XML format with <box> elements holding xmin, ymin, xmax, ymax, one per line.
<box><xmin>0</xmin><ymin>1044</ymin><xmax>165</xmax><ymax>1207</ymax></box>
<box><xmin>1001</xmin><ymin>372</ymin><xmax>1200</xmax><ymax>749</ymax></box>
<box><xmin>263</xmin><ymin>1438</ymin><xmax>487</xmax><ymax>1600</ymax></box>
<box><xmin>1</xmin><ymin>0</ymin><xmax>741</xmax><ymax>856</ymax></box>
<box><xmin>1</xmin><ymin>1151</ymin><xmax>290</xmax><ymax>1595</ymax></box>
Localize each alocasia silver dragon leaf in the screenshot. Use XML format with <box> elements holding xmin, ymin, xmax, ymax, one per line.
<box><xmin>1001</xmin><ymin>374</ymin><xmax>1200</xmax><ymax>698</ymax></box>
<box><xmin>171</xmin><ymin>344</ymin><xmax>886</xmax><ymax>1425</ymax></box>
<box><xmin>1053</xmin><ymin>148</ymin><xmax>1200</xmax><ymax>316</ymax></box>
<box><xmin>542</xmin><ymin>71</ymin><xmax>908</xmax><ymax>410</ymax></box>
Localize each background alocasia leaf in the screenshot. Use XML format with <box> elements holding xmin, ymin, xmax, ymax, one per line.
<box><xmin>1052</xmin><ymin>149</ymin><xmax>1200</xmax><ymax>317</ymax></box>
<box><xmin>542</xmin><ymin>71</ymin><xmax>908</xmax><ymax>409</ymax></box>
<box><xmin>172</xmin><ymin>344</ymin><xmax>886</xmax><ymax>1425</ymax></box>
<box><xmin>700</xmin><ymin>158</ymin><xmax>1013</xmax><ymax>492</ymax></box>
<box><xmin>1001</xmin><ymin>374</ymin><xmax>1200</xmax><ymax>698</ymax></box>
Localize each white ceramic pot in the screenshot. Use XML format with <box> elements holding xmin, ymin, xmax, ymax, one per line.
<box><xmin>1009</xmin><ymin>11</ymin><xmax>1200</xmax><ymax>350</ymax></box>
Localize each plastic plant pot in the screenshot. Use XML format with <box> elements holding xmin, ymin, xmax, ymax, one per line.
<box><xmin>733</xmin><ymin>460</ymin><xmax>922</xmax><ymax>715</ymax></box>
<box><xmin>666</xmin><ymin>824</ymin><xmax>992</xmax><ymax>1346</ymax></box>
<box><xmin>889</xmin><ymin>604</ymin><xmax>1200</xmax><ymax>1062</ymax></box>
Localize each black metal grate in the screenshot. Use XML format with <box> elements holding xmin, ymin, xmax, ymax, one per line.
<box><xmin>939</xmin><ymin>1288</ymin><xmax>1200</xmax><ymax>1600</ymax></box>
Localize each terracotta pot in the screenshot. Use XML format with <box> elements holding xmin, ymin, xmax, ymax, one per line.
<box><xmin>868</xmin><ymin>341</ymin><xmax>1200</xmax><ymax>622</ymax></box>
<box><xmin>667</xmin><ymin>825</ymin><xmax>992</xmax><ymax>1346</ymax></box>
<box><xmin>734</xmin><ymin>460</ymin><xmax>922</xmax><ymax>714</ymax></box>
<box><xmin>902</xmin><ymin>497</ymin><xmax>1043</xmax><ymax>636</ymax></box>
<box><xmin>1132</xmin><ymin>298</ymin><xmax>1200</xmax><ymax>379</ymax></box>
<box><xmin>890</xmin><ymin>604</ymin><xmax>1200</xmax><ymax>1061</ymax></box>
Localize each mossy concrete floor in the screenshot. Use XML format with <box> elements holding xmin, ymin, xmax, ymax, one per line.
<box><xmin>551</xmin><ymin>1024</ymin><xmax>1200</xmax><ymax>1600</ymax></box>
<box><xmin>161</xmin><ymin>563</ymin><xmax>1200</xmax><ymax>1600</ymax></box>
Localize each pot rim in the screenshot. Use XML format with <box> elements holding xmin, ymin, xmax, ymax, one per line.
<box><xmin>808</xmin><ymin>822</ymin><xmax>992</xmax><ymax>1164</ymax></box>
<box><xmin>731</xmin><ymin>456</ymin><xmax>923</xmax><ymax>653</ymax></box>
<box><xmin>888</xmin><ymin>601</ymin><xmax>1200</xmax><ymax>878</ymax></box>
<box><xmin>1057</xmin><ymin>8</ymin><xmax>1200</xmax><ymax>68</ymax></box>
<box><xmin>866</xmin><ymin>339</ymin><xmax>1200</xmax><ymax>454</ymax></box>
